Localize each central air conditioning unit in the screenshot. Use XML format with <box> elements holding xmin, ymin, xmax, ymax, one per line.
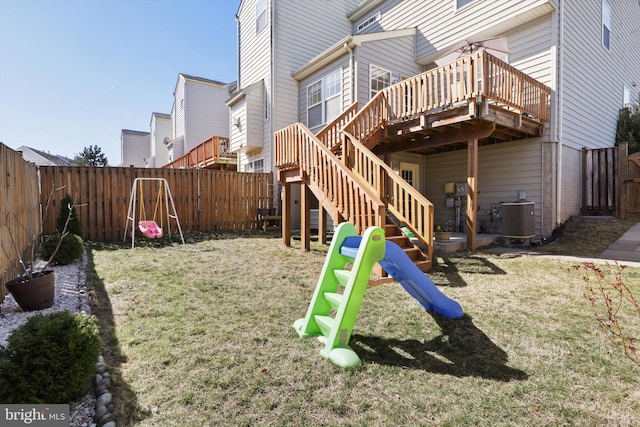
<box><xmin>501</xmin><ymin>201</ymin><xmax>535</xmax><ymax>238</ymax></box>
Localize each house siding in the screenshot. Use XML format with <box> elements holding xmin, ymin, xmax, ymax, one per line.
<box><xmin>561</xmin><ymin>0</ymin><xmax>640</xmax><ymax>151</ymax></box>
<box><xmin>184</xmin><ymin>80</ymin><xmax>230</xmax><ymax>152</ymax></box>
<box><xmin>425</xmin><ymin>139</ymin><xmax>544</xmax><ymax>235</ymax></box>
<box><xmin>355</xmin><ymin>35</ymin><xmax>422</xmax><ymax>106</ymax></box>
<box><xmin>150</xmin><ymin>113</ymin><xmax>171</xmax><ymax>167</ymax></box>
<box><xmin>173</xmin><ymin>76</ymin><xmax>186</xmax><ymax>141</ymax></box>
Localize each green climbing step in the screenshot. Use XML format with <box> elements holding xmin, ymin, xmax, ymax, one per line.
<box><xmin>333</xmin><ymin>269</ymin><xmax>352</xmax><ymax>285</ymax></box>
<box><xmin>323</xmin><ymin>292</ymin><xmax>343</xmax><ymax>310</ymax></box>
<box><xmin>314</xmin><ymin>315</ymin><xmax>334</xmax><ymax>337</ymax></box>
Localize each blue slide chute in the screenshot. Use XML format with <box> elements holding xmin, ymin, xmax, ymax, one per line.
<box><xmin>341</xmin><ymin>237</ymin><xmax>463</xmax><ymax>319</ymax></box>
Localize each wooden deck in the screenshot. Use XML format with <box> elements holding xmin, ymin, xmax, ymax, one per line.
<box><xmin>275</xmin><ymin>51</ymin><xmax>551</xmax><ymax>264</ymax></box>
<box><xmin>164</xmin><ymin>136</ymin><xmax>237</xmax><ymax>170</ymax></box>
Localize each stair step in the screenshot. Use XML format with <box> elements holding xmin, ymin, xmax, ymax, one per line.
<box><xmin>333</xmin><ymin>269</ymin><xmax>352</xmax><ymax>285</ymax></box>
<box><xmin>386</xmin><ymin>235</ymin><xmax>409</xmax><ymax>246</ymax></box>
<box><xmin>314</xmin><ymin>315</ymin><xmax>334</xmax><ymax>337</ymax></box>
<box><xmin>414</xmin><ymin>260</ymin><xmax>432</xmax><ymax>272</ymax></box>
<box><xmin>324</xmin><ymin>292</ymin><xmax>343</xmax><ymax>310</ymax></box>
<box><xmin>403</xmin><ymin>247</ymin><xmax>425</xmax><ymax>260</ymax></box>
<box><xmin>384</xmin><ymin>224</ymin><xmax>402</xmax><ymax>236</ymax></box>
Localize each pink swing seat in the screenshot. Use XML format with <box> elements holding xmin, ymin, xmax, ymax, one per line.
<box><xmin>138</xmin><ymin>220</ymin><xmax>163</xmax><ymax>239</ymax></box>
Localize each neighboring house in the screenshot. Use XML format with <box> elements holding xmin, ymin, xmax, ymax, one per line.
<box><xmin>14</xmin><ymin>146</ymin><xmax>74</xmax><ymax>166</ymax></box>
<box><xmin>145</xmin><ymin>112</ymin><xmax>172</xmax><ymax>168</ymax></box>
<box><xmin>120</xmin><ymin>129</ymin><xmax>150</xmax><ymax>167</ymax></box>
<box><xmin>235</xmin><ymin>0</ymin><xmax>640</xmax><ymax>239</ymax></box>
<box><xmin>166</xmin><ymin>73</ymin><xmax>235</xmax><ymax>163</ymax></box>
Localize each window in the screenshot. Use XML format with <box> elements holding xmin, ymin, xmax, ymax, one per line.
<box><xmin>256</xmin><ymin>0</ymin><xmax>267</xmax><ymax>33</ymax></box>
<box><xmin>602</xmin><ymin>0</ymin><xmax>612</xmax><ymax>50</ymax></box>
<box><xmin>306</xmin><ymin>69</ymin><xmax>342</xmax><ymax>129</ymax></box>
<box><xmin>245</xmin><ymin>158</ymin><xmax>265</xmax><ymax>173</ymax></box>
<box><xmin>356</xmin><ymin>11</ymin><xmax>380</xmax><ymax>33</ymax></box>
<box><xmin>623</xmin><ymin>85</ymin><xmax>631</xmax><ymax>107</ymax></box>
<box><xmin>370</xmin><ymin>65</ymin><xmax>391</xmax><ymax>98</ymax></box>
<box><xmin>456</xmin><ymin>0</ymin><xmax>475</xmax><ymax>9</ymax></box>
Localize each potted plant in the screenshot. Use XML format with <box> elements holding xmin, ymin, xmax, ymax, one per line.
<box><xmin>434</xmin><ymin>223</ymin><xmax>453</xmax><ymax>243</ymax></box>
<box><xmin>2</xmin><ymin>188</ymin><xmax>79</xmax><ymax>311</ymax></box>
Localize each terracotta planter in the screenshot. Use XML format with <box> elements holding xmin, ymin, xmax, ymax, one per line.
<box><xmin>434</xmin><ymin>231</ymin><xmax>452</xmax><ymax>243</ymax></box>
<box><xmin>5</xmin><ymin>270</ymin><xmax>55</xmax><ymax>311</ymax></box>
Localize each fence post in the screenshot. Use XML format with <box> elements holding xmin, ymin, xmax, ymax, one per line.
<box><xmin>617</xmin><ymin>142</ymin><xmax>629</xmax><ymax>218</ymax></box>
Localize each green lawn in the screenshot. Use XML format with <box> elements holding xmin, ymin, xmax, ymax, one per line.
<box><xmin>86</xmin><ymin>227</ymin><xmax>640</xmax><ymax>426</ymax></box>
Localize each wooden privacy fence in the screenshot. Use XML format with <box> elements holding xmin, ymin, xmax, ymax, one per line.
<box><xmin>581</xmin><ymin>143</ymin><xmax>637</xmax><ymax>218</ymax></box>
<box><xmin>39</xmin><ymin>166</ymin><xmax>274</xmax><ymax>241</ymax></box>
<box><xmin>0</xmin><ymin>143</ymin><xmax>40</xmax><ymax>302</ymax></box>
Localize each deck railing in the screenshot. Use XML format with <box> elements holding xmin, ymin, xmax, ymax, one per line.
<box><xmin>316</xmin><ymin>102</ymin><xmax>359</xmax><ymax>152</ymax></box>
<box><xmin>343</xmin><ymin>51</ymin><xmax>550</xmax><ymax>140</ymax></box>
<box><xmin>342</xmin><ymin>131</ymin><xmax>434</xmax><ymax>260</ymax></box>
<box><xmin>164</xmin><ymin>136</ymin><xmax>236</xmax><ymax>169</ymax></box>
<box><xmin>275</xmin><ymin>124</ymin><xmax>385</xmax><ymax>234</ymax></box>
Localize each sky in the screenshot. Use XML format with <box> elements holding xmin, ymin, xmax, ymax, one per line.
<box><xmin>0</xmin><ymin>0</ymin><xmax>239</xmax><ymax>166</ymax></box>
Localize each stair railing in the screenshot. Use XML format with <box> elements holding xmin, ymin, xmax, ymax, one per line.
<box><xmin>274</xmin><ymin>123</ymin><xmax>385</xmax><ymax>234</ymax></box>
<box><xmin>316</xmin><ymin>102</ymin><xmax>359</xmax><ymax>153</ymax></box>
<box><xmin>342</xmin><ymin>131</ymin><xmax>434</xmax><ymax>261</ymax></box>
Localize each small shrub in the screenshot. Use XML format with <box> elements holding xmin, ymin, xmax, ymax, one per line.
<box><xmin>0</xmin><ymin>311</ymin><xmax>101</xmax><ymax>403</ymax></box>
<box><xmin>39</xmin><ymin>233</ymin><xmax>84</xmax><ymax>265</ymax></box>
<box><xmin>56</xmin><ymin>194</ymin><xmax>82</xmax><ymax>236</ymax></box>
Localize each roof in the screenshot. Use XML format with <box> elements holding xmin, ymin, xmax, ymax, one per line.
<box><xmin>292</xmin><ymin>28</ymin><xmax>416</xmax><ymax>80</ymax></box>
<box><xmin>121</xmin><ymin>129</ymin><xmax>150</xmax><ymax>136</ymax></box>
<box><xmin>15</xmin><ymin>145</ymin><xmax>74</xmax><ymax>166</ymax></box>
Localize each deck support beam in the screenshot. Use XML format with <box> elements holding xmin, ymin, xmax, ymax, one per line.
<box><xmin>282</xmin><ymin>182</ymin><xmax>292</xmax><ymax>246</ymax></box>
<box><xmin>301</xmin><ymin>184</ymin><xmax>311</xmax><ymax>251</ymax></box>
<box><xmin>318</xmin><ymin>205</ymin><xmax>327</xmax><ymax>245</ymax></box>
<box><xmin>466</xmin><ymin>138</ymin><xmax>478</xmax><ymax>252</ymax></box>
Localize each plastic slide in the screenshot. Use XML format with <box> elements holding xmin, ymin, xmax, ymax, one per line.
<box><xmin>341</xmin><ymin>237</ymin><xmax>463</xmax><ymax>319</ymax></box>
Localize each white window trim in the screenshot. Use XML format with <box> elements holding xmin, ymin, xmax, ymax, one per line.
<box><xmin>245</xmin><ymin>157</ymin><xmax>265</xmax><ymax>173</ymax></box>
<box><xmin>369</xmin><ymin>64</ymin><xmax>392</xmax><ymax>99</ymax></box>
<box><xmin>602</xmin><ymin>0</ymin><xmax>612</xmax><ymax>51</ymax></box>
<box><xmin>306</xmin><ymin>69</ymin><xmax>342</xmax><ymax>131</ymax></box>
<box><xmin>356</xmin><ymin>11</ymin><xmax>380</xmax><ymax>33</ymax></box>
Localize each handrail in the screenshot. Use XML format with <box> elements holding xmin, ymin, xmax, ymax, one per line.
<box><xmin>275</xmin><ymin>124</ymin><xmax>386</xmax><ymax>234</ymax></box>
<box><xmin>316</xmin><ymin>102</ymin><xmax>359</xmax><ymax>152</ymax></box>
<box><xmin>342</xmin><ymin>131</ymin><xmax>434</xmax><ymax>261</ymax></box>
<box><xmin>343</xmin><ymin>51</ymin><xmax>550</xmax><ymax>139</ymax></box>
<box><xmin>164</xmin><ymin>136</ymin><xmax>236</xmax><ymax>169</ymax></box>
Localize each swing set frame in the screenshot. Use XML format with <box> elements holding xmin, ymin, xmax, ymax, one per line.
<box><xmin>124</xmin><ymin>177</ymin><xmax>185</xmax><ymax>249</ymax></box>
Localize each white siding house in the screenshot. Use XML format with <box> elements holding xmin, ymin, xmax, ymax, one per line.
<box><xmin>167</xmin><ymin>73</ymin><xmax>234</xmax><ymax>162</ymax></box>
<box><xmin>146</xmin><ymin>112</ymin><xmax>172</xmax><ymax>168</ymax></box>
<box><xmin>237</xmin><ymin>0</ymin><xmax>640</xmax><ymax>237</ymax></box>
<box><xmin>120</xmin><ymin>129</ymin><xmax>150</xmax><ymax>167</ymax></box>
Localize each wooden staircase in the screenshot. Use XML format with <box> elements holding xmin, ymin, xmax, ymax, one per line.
<box><xmin>275</xmin><ymin>108</ymin><xmax>433</xmax><ymax>272</ymax></box>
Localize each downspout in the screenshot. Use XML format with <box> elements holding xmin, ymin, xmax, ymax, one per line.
<box><xmin>344</xmin><ymin>42</ymin><xmax>355</xmax><ymax>103</ymax></box>
<box><xmin>556</xmin><ymin>0</ymin><xmax>564</xmax><ymax>226</ymax></box>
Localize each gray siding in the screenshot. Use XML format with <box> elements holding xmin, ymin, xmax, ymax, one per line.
<box><xmin>561</xmin><ymin>0</ymin><xmax>640</xmax><ymax>151</ymax></box>
<box><xmin>184</xmin><ymin>81</ymin><xmax>230</xmax><ymax>152</ymax></box>
<box><xmin>425</xmin><ymin>139</ymin><xmax>545</xmax><ymax>235</ymax></box>
<box><xmin>355</xmin><ymin>35</ymin><xmax>422</xmax><ymax>105</ymax></box>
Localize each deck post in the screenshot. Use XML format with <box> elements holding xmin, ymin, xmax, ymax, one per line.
<box><xmin>318</xmin><ymin>205</ymin><xmax>327</xmax><ymax>245</ymax></box>
<box><xmin>466</xmin><ymin>138</ymin><xmax>478</xmax><ymax>251</ymax></box>
<box><xmin>301</xmin><ymin>183</ymin><xmax>311</xmax><ymax>251</ymax></box>
<box><xmin>282</xmin><ymin>182</ymin><xmax>291</xmax><ymax>246</ymax></box>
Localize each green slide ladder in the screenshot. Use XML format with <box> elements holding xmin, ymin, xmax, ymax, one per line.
<box><xmin>293</xmin><ymin>222</ymin><xmax>385</xmax><ymax>368</ymax></box>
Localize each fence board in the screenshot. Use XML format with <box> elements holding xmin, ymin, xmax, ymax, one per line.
<box><xmin>582</xmin><ymin>147</ymin><xmax>618</xmax><ymax>215</ymax></box>
<box><xmin>38</xmin><ymin>167</ymin><xmax>273</xmax><ymax>240</ymax></box>
<box><xmin>0</xmin><ymin>144</ymin><xmax>40</xmax><ymax>303</ymax></box>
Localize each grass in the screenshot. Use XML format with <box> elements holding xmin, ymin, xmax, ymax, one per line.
<box><xmin>86</xmin><ymin>225</ymin><xmax>640</xmax><ymax>426</ymax></box>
